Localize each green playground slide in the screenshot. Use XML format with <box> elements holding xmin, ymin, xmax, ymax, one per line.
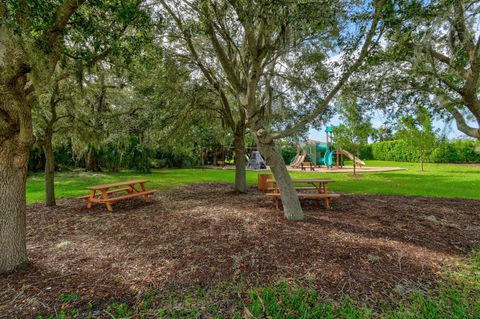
<box><xmin>306</xmin><ymin>143</ymin><xmax>334</xmax><ymax>167</ymax></box>
<box><xmin>324</xmin><ymin>150</ymin><xmax>334</xmax><ymax>167</ymax></box>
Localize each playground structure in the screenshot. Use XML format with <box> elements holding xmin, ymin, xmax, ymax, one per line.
<box><xmin>290</xmin><ymin>126</ymin><xmax>365</xmax><ymax>169</ymax></box>
<box><xmin>199</xmin><ymin>146</ymin><xmax>266</xmax><ymax>169</ymax></box>
<box><xmin>247</xmin><ymin>151</ymin><xmax>267</xmax><ymax>170</ymax></box>
<box><xmin>199</xmin><ymin>126</ymin><xmax>366</xmax><ymax>171</ymax></box>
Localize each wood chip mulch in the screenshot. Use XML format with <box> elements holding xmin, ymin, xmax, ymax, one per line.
<box><xmin>1</xmin><ymin>183</ymin><xmax>479</xmax><ymax>317</ymax></box>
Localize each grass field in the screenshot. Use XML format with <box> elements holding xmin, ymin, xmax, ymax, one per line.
<box><xmin>26</xmin><ymin>160</ymin><xmax>480</xmax><ymax>204</ymax></box>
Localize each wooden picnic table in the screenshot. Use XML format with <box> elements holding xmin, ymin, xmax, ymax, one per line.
<box><xmin>266</xmin><ymin>178</ymin><xmax>340</xmax><ymax>209</ymax></box>
<box><xmin>79</xmin><ymin>179</ymin><xmax>157</xmax><ymax>212</ymax></box>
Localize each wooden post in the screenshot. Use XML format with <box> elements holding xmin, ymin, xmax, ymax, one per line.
<box><xmin>101</xmin><ymin>189</ymin><xmax>113</xmax><ymax>212</ymax></box>
<box><xmin>87</xmin><ymin>190</ymin><xmax>96</xmax><ymax>209</ymax></box>
<box><xmin>323</xmin><ymin>182</ymin><xmax>330</xmax><ymax>208</ymax></box>
<box><xmin>139</xmin><ymin>182</ymin><xmax>151</xmax><ymax>202</ymax></box>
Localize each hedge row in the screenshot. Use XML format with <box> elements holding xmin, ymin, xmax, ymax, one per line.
<box><xmin>367</xmin><ymin>139</ymin><xmax>480</xmax><ymax>163</ymax></box>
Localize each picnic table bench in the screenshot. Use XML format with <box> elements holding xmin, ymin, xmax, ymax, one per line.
<box><xmin>79</xmin><ymin>179</ymin><xmax>157</xmax><ymax>212</ymax></box>
<box><xmin>266</xmin><ymin>178</ymin><xmax>340</xmax><ymax>209</ymax></box>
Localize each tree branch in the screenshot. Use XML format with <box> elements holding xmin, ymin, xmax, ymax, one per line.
<box><xmin>271</xmin><ymin>0</ymin><xmax>385</xmax><ymax>140</ymax></box>
<box><xmin>48</xmin><ymin>0</ymin><xmax>87</xmax><ymax>43</ymax></box>
<box><xmin>204</xmin><ymin>21</ymin><xmax>244</xmax><ymax>93</ymax></box>
<box><xmin>449</xmin><ymin>106</ymin><xmax>480</xmax><ymax>138</ymax></box>
<box><xmin>452</xmin><ymin>1</ymin><xmax>476</xmax><ymax>61</ymax></box>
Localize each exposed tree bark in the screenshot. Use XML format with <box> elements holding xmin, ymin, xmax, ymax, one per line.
<box><xmin>0</xmin><ymin>0</ymin><xmax>85</xmax><ymax>273</ymax></box>
<box><xmin>0</xmin><ymin>131</ymin><xmax>30</xmax><ymax>273</ymax></box>
<box><xmin>233</xmin><ymin>125</ymin><xmax>247</xmax><ymax>193</ymax></box>
<box><xmin>211</xmin><ymin>21</ymin><xmax>305</xmax><ymax>219</ymax></box>
<box><xmin>249</xmin><ymin>116</ymin><xmax>303</xmax><ymax>219</ymax></box>
<box><xmin>255</xmin><ymin>136</ymin><xmax>303</xmax><ymax>220</ymax></box>
<box><xmin>0</xmin><ymin>25</ymin><xmax>33</xmax><ymax>273</ymax></box>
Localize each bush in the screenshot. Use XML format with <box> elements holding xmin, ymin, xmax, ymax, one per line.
<box><xmin>358</xmin><ymin>144</ymin><xmax>373</xmax><ymax>160</ymax></box>
<box><xmin>153</xmin><ymin>149</ymin><xmax>198</xmax><ymax>168</ymax></box>
<box><xmin>429</xmin><ymin>143</ymin><xmax>459</xmax><ymax>163</ymax></box>
<box><xmin>279</xmin><ymin>144</ymin><xmax>298</xmax><ymax>164</ymax></box>
<box><xmin>451</xmin><ymin>139</ymin><xmax>480</xmax><ymax>162</ymax></box>
<box><xmin>371</xmin><ymin>139</ymin><xmax>422</xmax><ymax>162</ymax></box>
<box><xmin>370</xmin><ymin>139</ymin><xmax>480</xmax><ymax>163</ymax></box>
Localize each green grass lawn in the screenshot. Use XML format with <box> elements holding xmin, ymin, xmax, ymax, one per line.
<box><xmin>26</xmin><ymin>160</ymin><xmax>480</xmax><ymax>204</ymax></box>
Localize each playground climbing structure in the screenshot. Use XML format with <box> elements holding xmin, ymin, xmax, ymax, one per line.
<box><xmin>291</xmin><ymin>126</ymin><xmax>365</xmax><ymax>168</ymax></box>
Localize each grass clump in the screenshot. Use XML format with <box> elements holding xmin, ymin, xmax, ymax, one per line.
<box><xmin>245</xmin><ymin>282</ymin><xmax>371</xmax><ymax>318</ymax></box>
<box><xmin>384</xmin><ymin>250</ymin><xmax>480</xmax><ymax>319</ymax></box>
<box><xmin>36</xmin><ymin>251</ymin><xmax>480</xmax><ymax>318</ymax></box>
<box><xmin>243</xmin><ymin>250</ymin><xmax>480</xmax><ymax>318</ymax></box>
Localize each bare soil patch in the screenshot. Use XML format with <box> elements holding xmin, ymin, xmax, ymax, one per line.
<box><xmin>1</xmin><ymin>183</ymin><xmax>479</xmax><ymax>317</ymax></box>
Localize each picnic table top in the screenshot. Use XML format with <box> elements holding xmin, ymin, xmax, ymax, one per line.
<box><xmin>85</xmin><ymin>179</ymin><xmax>149</xmax><ymax>190</ymax></box>
<box><xmin>266</xmin><ymin>178</ymin><xmax>333</xmax><ymax>183</ymax></box>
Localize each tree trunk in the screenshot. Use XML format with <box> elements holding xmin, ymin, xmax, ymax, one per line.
<box><xmin>0</xmin><ymin>138</ymin><xmax>29</xmax><ymax>273</ymax></box>
<box><xmin>233</xmin><ymin>129</ymin><xmax>247</xmax><ymax>193</ymax></box>
<box><xmin>85</xmin><ymin>148</ymin><xmax>93</xmax><ymax>171</ymax></box>
<box><xmin>85</xmin><ymin>147</ymin><xmax>102</xmax><ymax>172</ymax></box>
<box><xmin>353</xmin><ymin>150</ymin><xmax>357</xmax><ymax>175</ymax></box>
<box><xmin>257</xmin><ymin>139</ymin><xmax>303</xmax><ymax>220</ymax></box>
<box><xmin>420</xmin><ymin>149</ymin><xmax>424</xmax><ymax>172</ymax></box>
<box><xmin>43</xmin><ymin>138</ymin><xmax>56</xmax><ymax>207</ymax></box>
<box><xmin>0</xmin><ymin>0</ymin><xmax>84</xmax><ymax>274</ymax></box>
<box><xmin>0</xmin><ymin>36</ymin><xmax>33</xmax><ymax>273</ymax></box>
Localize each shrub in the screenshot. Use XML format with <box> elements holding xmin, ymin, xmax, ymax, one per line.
<box><xmin>430</xmin><ymin>143</ymin><xmax>459</xmax><ymax>163</ymax></box>
<box><xmin>370</xmin><ymin>139</ymin><xmax>480</xmax><ymax>163</ymax></box>
<box><xmin>371</xmin><ymin>140</ymin><xmax>422</xmax><ymax>162</ymax></box>
<box><xmin>279</xmin><ymin>144</ymin><xmax>298</xmax><ymax>164</ymax></box>
<box><xmin>358</xmin><ymin>144</ymin><xmax>373</xmax><ymax>160</ymax></box>
<box><xmin>451</xmin><ymin>139</ymin><xmax>480</xmax><ymax>162</ymax></box>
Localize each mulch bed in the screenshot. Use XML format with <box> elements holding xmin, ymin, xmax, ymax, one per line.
<box><xmin>1</xmin><ymin>183</ymin><xmax>480</xmax><ymax>317</ymax></box>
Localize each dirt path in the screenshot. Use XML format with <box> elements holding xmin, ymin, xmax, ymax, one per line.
<box><xmin>1</xmin><ymin>183</ymin><xmax>479</xmax><ymax>317</ymax></box>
